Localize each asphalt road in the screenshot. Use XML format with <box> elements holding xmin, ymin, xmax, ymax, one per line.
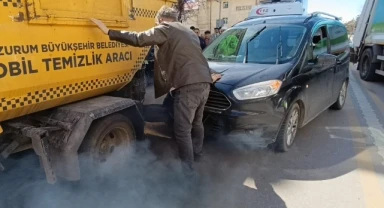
<box><xmin>1</xmin><ymin>64</ymin><xmax>384</xmax><ymax>208</ymax></box>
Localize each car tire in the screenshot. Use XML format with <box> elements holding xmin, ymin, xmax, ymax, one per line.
<box><xmin>126</xmin><ymin>69</ymin><xmax>147</xmax><ymax>103</ymax></box>
<box><xmin>109</xmin><ymin>69</ymin><xmax>146</xmax><ymax>103</ymax></box>
<box><xmin>275</xmin><ymin>103</ymin><xmax>300</xmax><ymax>152</ymax></box>
<box><xmin>358</xmin><ymin>48</ymin><xmax>380</xmax><ymax>81</ymax></box>
<box><xmin>80</xmin><ymin>114</ymin><xmax>136</xmax><ymax>164</ymax></box>
<box><xmin>330</xmin><ymin>80</ymin><xmax>348</xmax><ymax>110</ymax></box>
<box><xmin>143</xmin><ymin>71</ymin><xmax>148</xmax><ymax>88</ymax></box>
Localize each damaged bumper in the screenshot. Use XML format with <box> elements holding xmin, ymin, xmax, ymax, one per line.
<box><xmin>162</xmin><ymin>84</ymin><xmax>285</xmax><ymax>146</ymax></box>
<box><xmin>203</xmin><ymin>84</ymin><xmax>284</xmax><ymax>146</ymax></box>
<box><xmin>204</xmin><ymin>100</ymin><xmax>283</xmax><ymax>146</ymax></box>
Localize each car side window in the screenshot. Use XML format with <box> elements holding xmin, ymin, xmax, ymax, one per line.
<box><xmin>299</xmin><ymin>26</ymin><xmax>329</xmax><ymax>74</ymax></box>
<box><xmin>312</xmin><ymin>26</ymin><xmax>329</xmax><ymax>59</ymax></box>
<box><xmin>328</xmin><ymin>24</ymin><xmax>349</xmax><ymax>58</ymax></box>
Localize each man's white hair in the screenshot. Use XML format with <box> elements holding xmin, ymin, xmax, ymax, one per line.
<box><xmin>155</xmin><ymin>5</ymin><xmax>178</xmax><ymax>23</ymax></box>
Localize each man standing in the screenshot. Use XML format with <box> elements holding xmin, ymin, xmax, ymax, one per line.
<box><xmin>193</xmin><ymin>27</ymin><xmax>207</xmax><ymax>50</ymax></box>
<box><xmin>220</xmin><ymin>25</ymin><xmax>228</xmax><ymax>34</ymax></box>
<box><xmin>204</xmin><ymin>30</ymin><xmax>212</xmax><ymax>46</ymax></box>
<box><xmin>90</xmin><ymin>6</ymin><xmax>220</xmax><ymax>172</ymax></box>
<box><xmin>211</xmin><ymin>27</ymin><xmax>220</xmax><ymax>42</ymax></box>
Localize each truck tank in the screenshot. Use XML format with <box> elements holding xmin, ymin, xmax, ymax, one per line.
<box><xmin>352</xmin><ymin>0</ymin><xmax>384</xmax><ymax>81</ymax></box>
<box><xmin>369</xmin><ymin>0</ymin><xmax>384</xmax><ymax>45</ymax></box>
<box><xmin>354</xmin><ymin>0</ymin><xmax>384</xmax><ymax>49</ymax></box>
<box><xmin>0</xmin><ymin>0</ymin><xmax>176</xmax><ymax>123</ymax></box>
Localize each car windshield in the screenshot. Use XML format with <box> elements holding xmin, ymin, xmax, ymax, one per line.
<box><xmin>203</xmin><ymin>25</ymin><xmax>307</xmax><ymax>64</ymax></box>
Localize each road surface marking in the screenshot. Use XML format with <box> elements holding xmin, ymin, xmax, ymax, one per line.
<box><xmin>325</xmin><ymin>126</ymin><xmax>367</xmax><ymax>146</ymax></box>
<box><xmin>366</xmin><ymin>88</ymin><xmax>384</xmax><ymax>118</ymax></box>
<box><xmin>243</xmin><ymin>177</ymin><xmax>257</xmax><ymax>190</ymax></box>
<box><xmin>348</xmin><ymin>76</ymin><xmax>384</xmax><ymax>207</ymax></box>
<box><xmin>350</xmin><ymin>74</ymin><xmax>384</xmax><ymax>161</ymax></box>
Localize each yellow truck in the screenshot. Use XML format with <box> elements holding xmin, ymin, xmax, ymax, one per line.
<box><xmin>0</xmin><ymin>0</ymin><xmax>177</xmax><ymax>183</ymax></box>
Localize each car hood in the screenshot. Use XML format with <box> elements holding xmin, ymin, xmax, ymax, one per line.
<box><xmin>209</xmin><ymin>62</ymin><xmax>292</xmax><ymax>87</ymax></box>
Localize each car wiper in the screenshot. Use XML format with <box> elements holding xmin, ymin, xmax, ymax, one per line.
<box><xmin>219</xmin><ymin>68</ymin><xmax>230</xmax><ymax>75</ymax></box>
<box><xmin>244</xmin><ymin>26</ymin><xmax>267</xmax><ymax>64</ymax></box>
<box><xmin>276</xmin><ymin>26</ymin><xmax>283</xmax><ymax>65</ymax></box>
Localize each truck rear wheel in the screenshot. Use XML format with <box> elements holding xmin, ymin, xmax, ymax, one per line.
<box><xmin>359</xmin><ymin>48</ymin><xmax>380</xmax><ymax>81</ymax></box>
<box><xmin>81</xmin><ymin>114</ymin><xmax>136</xmax><ymax>164</ymax></box>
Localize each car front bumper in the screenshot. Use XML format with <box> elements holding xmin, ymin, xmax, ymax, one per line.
<box><xmin>161</xmin><ymin>85</ymin><xmax>286</xmax><ymax>146</ymax></box>
<box><xmin>203</xmin><ymin>86</ymin><xmax>285</xmax><ymax>146</ymax></box>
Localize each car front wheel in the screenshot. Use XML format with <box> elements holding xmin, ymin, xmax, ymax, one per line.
<box><xmin>330</xmin><ymin>80</ymin><xmax>348</xmax><ymax>110</ymax></box>
<box><xmin>275</xmin><ymin>103</ymin><xmax>300</xmax><ymax>152</ymax></box>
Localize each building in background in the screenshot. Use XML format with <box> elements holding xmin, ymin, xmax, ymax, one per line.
<box><xmin>183</xmin><ymin>0</ymin><xmax>261</xmax><ymax>32</ymax></box>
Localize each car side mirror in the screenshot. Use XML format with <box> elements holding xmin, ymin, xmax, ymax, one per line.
<box><xmin>301</xmin><ymin>61</ymin><xmax>317</xmax><ymax>73</ymax></box>
<box><xmin>315</xmin><ymin>54</ymin><xmax>337</xmax><ymax>67</ymax></box>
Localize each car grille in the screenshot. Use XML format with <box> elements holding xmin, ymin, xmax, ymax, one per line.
<box><xmin>205</xmin><ymin>90</ymin><xmax>231</xmax><ymax>111</ymax></box>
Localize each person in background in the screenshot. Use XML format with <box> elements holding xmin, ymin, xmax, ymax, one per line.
<box><xmin>91</xmin><ymin>6</ymin><xmax>221</xmax><ymax>174</ymax></box>
<box><xmin>194</xmin><ymin>28</ymin><xmax>207</xmax><ymax>50</ymax></box>
<box><xmin>204</xmin><ymin>30</ymin><xmax>212</xmax><ymax>46</ymax></box>
<box><xmin>220</xmin><ymin>25</ymin><xmax>228</xmax><ymax>34</ymax></box>
<box><xmin>211</xmin><ymin>27</ymin><xmax>220</xmax><ymax>42</ymax></box>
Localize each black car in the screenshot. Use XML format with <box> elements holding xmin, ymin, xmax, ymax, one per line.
<box><xmin>200</xmin><ymin>14</ymin><xmax>350</xmax><ymax>152</ymax></box>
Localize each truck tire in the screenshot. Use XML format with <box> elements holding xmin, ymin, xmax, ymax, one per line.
<box><xmin>127</xmin><ymin>69</ymin><xmax>147</xmax><ymax>103</ymax></box>
<box><xmin>275</xmin><ymin>103</ymin><xmax>300</xmax><ymax>152</ymax></box>
<box><xmin>359</xmin><ymin>48</ymin><xmax>380</xmax><ymax>81</ymax></box>
<box><xmin>81</xmin><ymin>114</ymin><xmax>136</xmax><ymax>164</ymax></box>
<box><xmin>110</xmin><ymin>69</ymin><xmax>147</xmax><ymax>103</ymax></box>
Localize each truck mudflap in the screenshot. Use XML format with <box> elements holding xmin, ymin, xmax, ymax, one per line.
<box><xmin>0</xmin><ymin>128</ymin><xmax>22</xmax><ymax>172</ymax></box>
<box><xmin>2</xmin><ymin>96</ymin><xmax>144</xmax><ymax>184</ymax></box>
<box><xmin>350</xmin><ymin>47</ymin><xmax>358</xmax><ymax>63</ymax></box>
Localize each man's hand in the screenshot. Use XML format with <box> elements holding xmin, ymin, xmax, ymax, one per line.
<box><xmin>211</xmin><ymin>73</ymin><xmax>222</xmax><ymax>83</ymax></box>
<box><xmin>90</xmin><ymin>18</ymin><xmax>109</xmax><ymax>35</ymax></box>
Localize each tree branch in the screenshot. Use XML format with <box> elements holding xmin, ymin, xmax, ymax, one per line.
<box><xmin>175</xmin><ymin>0</ymin><xmax>205</xmax><ymax>22</ymax></box>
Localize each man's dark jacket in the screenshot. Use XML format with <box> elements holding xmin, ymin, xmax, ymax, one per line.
<box><xmin>108</xmin><ymin>22</ymin><xmax>212</xmax><ymax>98</ymax></box>
<box><xmin>199</xmin><ymin>36</ymin><xmax>207</xmax><ymax>50</ymax></box>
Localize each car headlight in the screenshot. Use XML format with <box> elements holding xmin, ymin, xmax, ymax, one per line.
<box><xmin>233</xmin><ymin>80</ymin><xmax>282</xmax><ymax>100</ymax></box>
